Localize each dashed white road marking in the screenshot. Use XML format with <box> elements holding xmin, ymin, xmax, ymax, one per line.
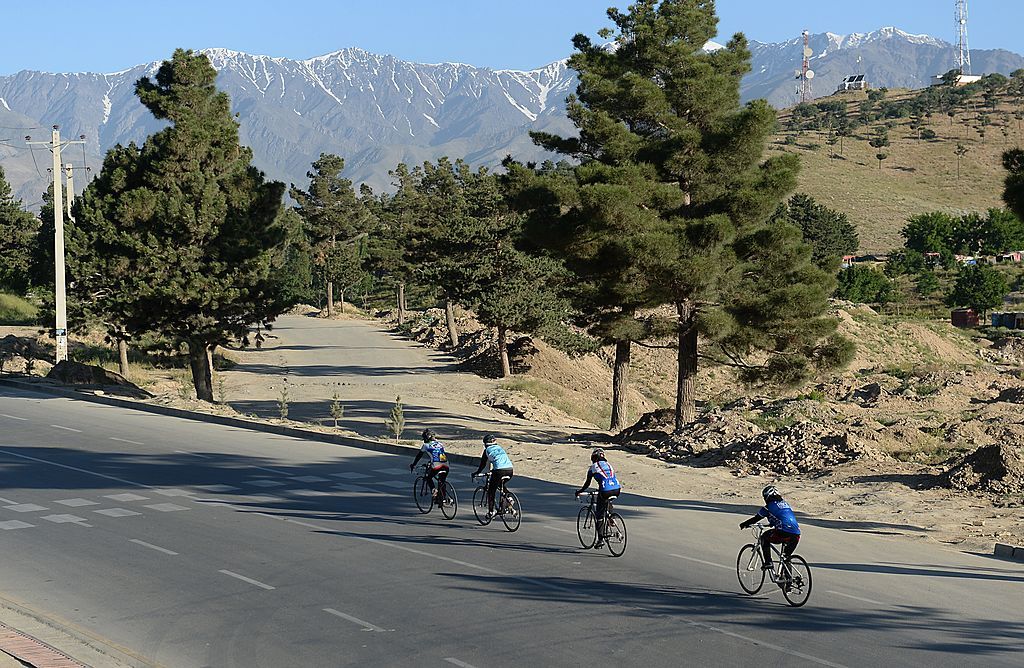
<box><xmin>219</xmin><ymin>570</ymin><xmax>275</xmax><ymax>590</ymax></box>
<box><xmin>145</xmin><ymin>503</ymin><xmax>189</xmax><ymax>512</ymax></box>
<box><xmin>445</xmin><ymin>659</ymin><xmax>480</xmax><ymax>668</ymax></box>
<box><xmin>95</xmin><ymin>508</ymin><xmax>141</xmax><ymax>517</ymax></box>
<box><xmin>0</xmin><ymin>414</ymin><xmax>27</xmax><ymax>421</ymax></box>
<box><xmin>322</xmin><ymin>608</ymin><xmax>390</xmax><ymax>632</ymax></box>
<box><xmin>50</xmin><ymin>424</ymin><xmax>82</xmax><ymax>433</ymax></box>
<box><xmin>110</xmin><ymin>437</ymin><xmax>144</xmax><ymax>445</ymax></box>
<box><xmin>105</xmin><ymin>493</ymin><xmax>148</xmax><ymax>502</ymax></box>
<box><xmin>669</xmin><ymin>553</ymin><xmax>731</xmax><ymax>570</ymax></box>
<box><xmin>154</xmin><ymin>488</ymin><xmax>192</xmax><ymax>497</ymax></box>
<box><xmin>4</xmin><ymin>503</ymin><xmax>47</xmax><ymax>513</ymax></box>
<box><xmin>826</xmin><ymin>590</ymin><xmax>886</xmax><ymax>606</ymax></box>
<box><xmin>544</xmin><ymin>525</ymin><xmax>574</xmax><ymax>534</ymax></box>
<box><xmin>332</xmin><ymin>472</ymin><xmax>370</xmax><ymax>479</ymax></box>
<box><xmin>55</xmin><ymin>498</ymin><xmax>99</xmax><ymax>507</ymax></box>
<box><xmin>42</xmin><ymin>514</ymin><xmax>91</xmax><ymax>526</ymax></box>
<box><xmin>0</xmin><ymin>520</ymin><xmax>33</xmax><ymax>530</ymax></box>
<box><xmin>129</xmin><ymin>539</ymin><xmax>178</xmax><ymax>555</ymax></box>
<box><xmin>0</xmin><ymin>497</ymin><xmax>19</xmax><ymax>505</ymax></box>
<box><xmin>291</xmin><ymin>489</ymin><xmax>332</xmax><ymax>497</ymax></box>
<box><xmin>193</xmin><ymin>485</ymin><xmax>238</xmax><ymax>493</ymax></box>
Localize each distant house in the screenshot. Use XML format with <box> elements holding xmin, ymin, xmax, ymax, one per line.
<box><xmin>836</xmin><ymin>74</ymin><xmax>868</xmax><ymax>92</ymax></box>
<box><xmin>930</xmin><ymin>73</ymin><xmax>983</xmax><ymax>87</ymax></box>
<box><xmin>924</xmin><ymin>251</ymin><xmax>942</xmax><ymax>266</ymax></box>
<box><xmin>951</xmin><ymin>308</ymin><xmax>980</xmax><ymax>328</ymax></box>
<box><xmin>841</xmin><ymin>254</ymin><xmax>856</xmax><ymax>269</ymax></box>
<box><xmin>955</xmin><ymin>254</ymin><xmax>978</xmax><ymax>266</ymax></box>
<box><xmin>998</xmin><ymin>251</ymin><xmax>1023</xmax><ymax>263</ymax></box>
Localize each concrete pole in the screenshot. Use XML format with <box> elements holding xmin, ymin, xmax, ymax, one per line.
<box><xmin>51</xmin><ymin>128</ymin><xmax>68</xmax><ymax>364</ymax></box>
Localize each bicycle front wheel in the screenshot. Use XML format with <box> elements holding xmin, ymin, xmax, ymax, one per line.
<box><xmin>413</xmin><ymin>476</ymin><xmax>433</xmax><ymax>514</ymax></box>
<box><xmin>439</xmin><ymin>480</ymin><xmax>458</xmax><ymax>520</ymax></box>
<box><xmin>577</xmin><ymin>506</ymin><xmax>597</xmax><ymax>548</ymax></box>
<box><xmin>605</xmin><ymin>512</ymin><xmax>627</xmax><ymax>557</ymax></box>
<box><xmin>472</xmin><ymin>486</ymin><xmax>491</xmax><ymax>525</ymax></box>
<box><xmin>500</xmin><ymin>491</ymin><xmax>521</xmax><ymax>532</ymax></box>
<box><xmin>737</xmin><ymin>544</ymin><xmax>765</xmax><ymax>594</ymax></box>
<box><xmin>781</xmin><ymin>555</ymin><xmax>813</xmax><ymax>607</ymax></box>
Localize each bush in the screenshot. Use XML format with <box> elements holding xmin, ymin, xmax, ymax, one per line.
<box><xmin>835</xmin><ymin>266</ymin><xmax>894</xmax><ymax>304</ymax></box>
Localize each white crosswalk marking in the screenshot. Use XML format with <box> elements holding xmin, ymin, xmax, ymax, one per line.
<box><xmin>95</xmin><ymin>508</ymin><xmax>141</xmax><ymax>517</ymax></box>
<box><xmin>4</xmin><ymin>503</ymin><xmax>48</xmax><ymax>513</ymax></box>
<box><xmin>144</xmin><ymin>503</ymin><xmax>189</xmax><ymax>512</ymax></box>
<box><xmin>0</xmin><ymin>520</ymin><xmax>33</xmax><ymax>530</ymax></box>
<box><xmin>332</xmin><ymin>472</ymin><xmax>370</xmax><ymax>479</ymax></box>
<box><xmin>193</xmin><ymin>485</ymin><xmax>239</xmax><ymax>493</ymax></box>
<box><xmin>154</xmin><ymin>489</ymin><xmax>192</xmax><ymax>497</ymax></box>
<box><xmin>104</xmin><ymin>493</ymin><xmax>148</xmax><ymax>502</ymax></box>
<box><xmin>333</xmin><ymin>483</ymin><xmax>378</xmax><ymax>494</ymax></box>
<box><xmin>291</xmin><ymin>475</ymin><xmax>329</xmax><ymax>483</ymax></box>
<box><xmin>54</xmin><ymin>498</ymin><xmax>99</xmax><ymax>507</ymax></box>
<box><xmin>42</xmin><ymin>514</ymin><xmax>89</xmax><ymax>524</ymax></box>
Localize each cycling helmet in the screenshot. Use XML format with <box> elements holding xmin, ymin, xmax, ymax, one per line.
<box><xmin>483</xmin><ymin>434</ymin><xmax>497</xmax><ymax>445</ymax></box>
<box><xmin>591</xmin><ymin>448</ymin><xmax>606</xmax><ymax>462</ymax></box>
<box><xmin>422</xmin><ymin>428</ymin><xmax>436</xmax><ymax>442</ymax></box>
<box><xmin>762</xmin><ymin>485</ymin><xmax>781</xmax><ymax>502</ymax></box>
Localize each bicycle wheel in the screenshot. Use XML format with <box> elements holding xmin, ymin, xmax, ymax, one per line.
<box><xmin>413</xmin><ymin>476</ymin><xmax>433</xmax><ymax>514</ymax></box>
<box><xmin>736</xmin><ymin>544</ymin><xmax>765</xmax><ymax>594</ymax></box>
<box><xmin>605</xmin><ymin>513</ymin><xmax>627</xmax><ymax>557</ymax></box>
<box><xmin>472</xmin><ymin>486</ymin><xmax>491</xmax><ymax>525</ymax></box>
<box><xmin>781</xmin><ymin>555</ymin><xmax>813</xmax><ymax>607</ymax></box>
<box><xmin>439</xmin><ymin>480</ymin><xmax>458</xmax><ymax>520</ymax></box>
<box><xmin>577</xmin><ymin>506</ymin><xmax>597</xmax><ymax>548</ymax></box>
<box><xmin>500</xmin><ymin>490</ymin><xmax>521</xmax><ymax>532</ymax></box>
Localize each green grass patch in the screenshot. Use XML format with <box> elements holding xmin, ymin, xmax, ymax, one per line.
<box><xmin>501</xmin><ymin>376</ymin><xmax>609</xmax><ymax>428</ymax></box>
<box><xmin>0</xmin><ymin>293</ymin><xmax>38</xmax><ymax>325</ymax></box>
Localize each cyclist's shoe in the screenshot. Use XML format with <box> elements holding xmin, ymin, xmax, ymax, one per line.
<box><xmin>762</xmin><ymin>561</ymin><xmax>774</xmax><ymax>571</ymax></box>
<box><xmin>484</xmin><ymin>511</ymin><xmax>493</xmax><ymax>522</ymax></box>
<box><xmin>594</xmin><ymin>539</ymin><xmax>605</xmax><ymax>548</ymax></box>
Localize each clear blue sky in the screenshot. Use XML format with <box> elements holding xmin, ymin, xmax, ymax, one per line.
<box><xmin>1</xmin><ymin>0</ymin><xmax>1021</xmax><ymax>75</ymax></box>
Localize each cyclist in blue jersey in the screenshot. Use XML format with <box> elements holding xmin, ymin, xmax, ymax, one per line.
<box><xmin>575</xmin><ymin>448</ymin><xmax>622</xmax><ymax>548</ymax></box>
<box><xmin>739</xmin><ymin>486</ymin><xmax>801</xmax><ymax>570</ymax></box>
<box><xmin>410</xmin><ymin>429</ymin><xmax>450</xmax><ymax>500</ymax></box>
<box><xmin>471</xmin><ymin>434</ymin><xmax>513</xmax><ymax>520</ymax></box>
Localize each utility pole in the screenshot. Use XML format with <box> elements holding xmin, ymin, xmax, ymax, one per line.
<box><xmin>26</xmin><ymin>126</ymin><xmax>86</xmax><ymax>364</ymax></box>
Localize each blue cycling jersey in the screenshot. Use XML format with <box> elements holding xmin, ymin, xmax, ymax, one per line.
<box><xmin>483</xmin><ymin>443</ymin><xmax>512</xmax><ymax>470</ymax></box>
<box><xmin>758</xmin><ymin>500</ymin><xmax>801</xmax><ymax>534</ymax></box>
<box><xmin>591</xmin><ymin>461</ymin><xmax>621</xmax><ymax>493</ymax></box>
<box><xmin>421</xmin><ymin>440</ymin><xmax>448</xmax><ymax>467</ymax></box>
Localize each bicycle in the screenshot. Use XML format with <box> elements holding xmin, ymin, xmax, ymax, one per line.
<box><xmin>471</xmin><ymin>471</ymin><xmax>521</xmax><ymax>532</ymax></box>
<box><xmin>576</xmin><ymin>491</ymin><xmax>627</xmax><ymax>557</ymax></box>
<box><xmin>412</xmin><ymin>464</ymin><xmax>458</xmax><ymax>520</ymax></box>
<box><xmin>736</xmin><ymin>523</ymin><xmax>812</xmax><ymax>607</ymax></box>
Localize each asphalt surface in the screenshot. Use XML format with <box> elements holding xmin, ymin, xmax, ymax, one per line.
<box><xmin>0</xmin><ymin>386</ymin><xmax>1021</xmax><ymax>667</ymax></box>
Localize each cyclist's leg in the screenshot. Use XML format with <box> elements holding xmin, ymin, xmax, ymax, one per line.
<box><xmin>487</xmin><ymin>472</ymin><xmax>499</xmax><ymax>512</ymax></box>
<box><xmin>595</xmin><ymin>492</ymin><xmax>609</xmax><ymax>536</ymax></box>
<box><xmin>436</xmin><ymin>466</ymin><xmax>449</xmax><ymax>497</ymax></box>
<box><xmin>425</xmin><ymin>467</ymin><xmax>437</xmax><ymax>494</ymax></box>
<box><xmin>761</xmin><ymin>530</ymin><xmax>777</xmax><ymax>567</ymax></box>
<box><xmin>782</xmin><ymin>532</ymin><xmax>800</xmax><ymax>561</ymax></box>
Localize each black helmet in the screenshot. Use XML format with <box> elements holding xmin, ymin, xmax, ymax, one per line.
<box><xmin>483</xmin><ymin>434</ymin><xmax>497</xmax><ymax>445</ymax></box>
<box><xmin>422</xmin><ymin>429</ymin><xmax>436</xmax><ymax>442</ymax></box>
<box><xmin>591</xmin><ymin>448</ymin><xmax>606</xmax><ymax>462</ymax></box>
<box><xmin>762</xmin><ymin>485</ymin><xmax>781</xmax><ymax>502</ymax></box>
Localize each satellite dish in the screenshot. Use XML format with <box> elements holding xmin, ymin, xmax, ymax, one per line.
<box><xmin>803</xmin><ymin>46</ymin><xmax>813</xmax><ymax>57</ymax></box>
<box><xmin>806</xmin><ymin>69</ymin><xmax>815</xmax><ymax>79</ymax></box>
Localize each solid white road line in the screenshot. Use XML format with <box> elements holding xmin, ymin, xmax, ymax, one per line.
<box><xmin>669</xmin><ymin>553</ymin><xmax>732</xmax><ymax>570</ymax></box>
<box><xmin>0</xmin><ymin>414</ymin><xmax>27</xmax><ymax>421</ymax></box>
<box><xmin>444</xmin><ymin>658</ymin><xmax>480</xmax><ymax>668</ymax></box>
<box><xmin>50</xmin><ymin>424</ymin><xmax>82</xmax><ymax>432</ymax></box>
<box><xmin>218</xmin><ymin>570</ymin><xmax>275</xmax><ymax>590</ymax></box>
<box><xmin>322</xmin><ymin>608</ymin><xmax>389</xmax><ymax>632</ymax></box>
<box><xmin>129</xmin><ymin>539</ymin><xmax>179</xmax><ymax>555</ymax></box>
<box><xmin>0</xmin><ymin>449</ymin><xmax>150</xmax><ymax>489</ymax></box>
<box><xmin>0</xmin><ymin>496</ymin><xmax>19</xmax><ymax>504</ymax></box>
<box><xmin>826</xmin><ymin>590</ymin><xmax>886</xmax><ymax>606</ymax></box>
<box><xmin>110</xmin><ymin>437</ymin><xmax>144</xmax><ymax>445</ymax></box>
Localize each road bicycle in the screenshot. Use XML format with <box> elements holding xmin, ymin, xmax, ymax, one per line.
<box><xmin>471</xmin><ymin>471</ymin><xmax>521</xmax><ymax>532</ymax></box>
<box><xmin>412</xmin><ymin>464</ymin><xmax>457</xmax><ymax>520</ymax></box>
<box><xmin>736</xmin><ymin>523</ymin><xmax>812</xmax><ymax>607</ymax></box>
<box><xmin>576</xmin><ymin>491</ymin><xmax>627</xmax><ymax>557</ymax></box>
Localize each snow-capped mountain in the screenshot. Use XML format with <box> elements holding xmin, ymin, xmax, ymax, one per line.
<box><xmin>1</xmin><ymin>29</ymin><xmax>1023</xmax><ymax>204</ymax></box>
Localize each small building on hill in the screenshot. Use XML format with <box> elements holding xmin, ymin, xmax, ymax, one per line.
<box><xmin>931</xmin><ymin>73</ymin><xmax>983</xmax><ymax>87</ymax></box>
<box><xmin>951</xmin><ymin>308</ymin><xmax>980</xmax><ymax>328</ymax></box>
<box><xmin>836</xmin><ymin>74</ymin><xmax>868</xmax><ymax>92</ymax></box>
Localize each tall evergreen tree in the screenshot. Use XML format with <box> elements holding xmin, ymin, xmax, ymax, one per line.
<box><xmin>73</xmin><ymin>49</ymin><xmax>287</xmax><ymax>400</ymax></box>
<box><xmin>290</xmin><ymin>154</ymin><xmax>373</xmax><ymax>316</ymax></box>
<box><xmin>0</xmin><ymin>166</ymin><xmax>38</xmax><ymax>293</ymax></box>
<box><xmin>530</xmin><ymin>0</ymin><xmax>848</xmax><ymax>430</ymax></box>
<box><xmin>367</xmin><ymin>164</ymin><xmax>421</xmax><ymax>324</ymax></box>
<box><xmin>771</xmin><ymin>193</ymin><xmax>859</xmax><ymax>271</ymax></box>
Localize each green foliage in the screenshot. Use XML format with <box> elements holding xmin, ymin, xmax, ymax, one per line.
<box><xmin>1004</xmin><ymin>148</ymin><xmax>1024</xmax><ymax>221</ymax></box>
<box><xmin>28</xmin><ymin>184</ymin><xmax>54</xmax><ymax>290</ymax></box>
<box><xmin>902</xmin><ymin>209</ymin><xmax>1024</xmax><ymax>256</ymax></box>
<box><xmin>915</xmin><ymin>270</ymin><xmax>941</xmax><ymax>296</ymax></box>
<box><xmin>835</xmin><ymin>265</ymin><xmax>895</xmax><ymax>304</ymax></box>
<box><xmin>385</xmin><ymin>395</ymin><xmax>405</xmax><ymax>441</ymax></box>
<box><xmin>0</xmin><ymin>293</ymin><xmax>38</xmax><ymax>325</ymax></box>
<box><xmin>271</xmin><ymin>208</ymin><xmax>315</xmax><ymax>306</ymax></box>
<box><xmin>771</xmin><ymin>193</ymin><xmax>858</xmax><ymax>270</ymax></box>
<box><xmin>947</xmin><ymin>264</ymin><xmax>1009</xmax><ymax>315</ymax></box>
<box><xmin>0</xmin><ymin>167</ymin><xmax>38</xmax><ymax>293</ymax></box>
<box><xmin>329</xmin><ymin>392</ymin><xmax>345</xmax><ymax>428</ymax></box>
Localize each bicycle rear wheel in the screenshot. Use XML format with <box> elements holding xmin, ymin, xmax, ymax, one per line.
<box><xmin>781</xmin><ymin>555</ymin><xmax>812</xmax><ymax>607</ymax></box>
<box><xmin>605</xmin><ymin>513</ymin><xmax>627</xmax><ymax>557</ymax></box>
<box><xmin>500</xmin><ymin>490</ymin><xmax>521</xmax><ymax>532</ymax></box>
<box><xmin>577</xmin><ymin>506</ymin><xmax>597</xmax><ymax>548</ymax></box>
<box><xmin>472</xmin><ymin>486</ymin><xmax>491</xmax><ymax>525</ymax></box>
<box><xmin>736</xmin><ymin>544</ymin><xmax>765</xmax><ymax>594</ymax></box>
<box><xmin>413</xmin><ymin>476</ymin><xmax>433</xmax><ymax>514</ymax></box>
<box><xmin>439</xmin><ymin>480</ymin><xmax>458</xmax><ymax>520</ymax></box>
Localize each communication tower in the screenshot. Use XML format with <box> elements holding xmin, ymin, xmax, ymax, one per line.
<box><xmin>796</xmin><ymin>30</ymin><xmax>814</xmax><ymax>104</ymax></box>
<box><xmin>956</xmin><ymin>0</ymin><xmax>971</xmax><ymax>75</ymax></box>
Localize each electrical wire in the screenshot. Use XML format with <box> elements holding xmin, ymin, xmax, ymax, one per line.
<box><xmin>27</xmin><ymin>145</ymin><xmax>44</xmax><ymax>178</ymax></box>
<box><xmin>0</xmin><ymin>125</ymin><xmax>40</xmax><ymax>130</ymax></box>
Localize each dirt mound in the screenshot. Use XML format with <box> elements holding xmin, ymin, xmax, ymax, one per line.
<box><xmin>0</xmin><ymin>334</ymin><xmax>53</xmax><ymax>376</ymax></box>
<box><xmin>616</xmin><ymin>408</ymin><xmax>676</xmax><ymax>443</ymax></box>
<box><xmin>710</xmin><ymin>425</ymin><xmax>885</xmax><ymax>475</ymax></box>
<box><xmin>940</xmin><ymin>442</ymin><xmax>1024</xmax><ymax>495</ymax></box>
<box><xmin>47</xmin><ymin>360</ymin><xmax>151</xmax><ymax>398</ymax></box>
<box><xmin>479</xmin><ymin>391</ymin><xmax>585</xmax><ymax>426</ymax></box>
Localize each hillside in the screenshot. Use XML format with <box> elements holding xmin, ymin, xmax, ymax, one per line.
<box><xmin>774</xmin><ymin>86</ymin><xmax>1022</xmax><ymax>252</ymax></box>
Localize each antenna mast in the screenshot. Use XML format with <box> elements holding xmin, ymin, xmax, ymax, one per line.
<box><xmin>956</xmin><ymin>0</ymin><xmax>971</xmax><ymax>75</ymax></box>
<box><xmin>797</xmin><ymin>30</ymin><xmax>814</xmax><ymax>104</ymax></box>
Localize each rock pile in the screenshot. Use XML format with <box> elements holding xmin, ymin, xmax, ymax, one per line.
<box><xmin>46</xmin><ymin>360</ymin><xmax>151</xmax><ymax>398</ymax></box>
<box><xmin>940</xmin><ymin>441</ymin><xmax>1024</xmax><ymax>495</ymax></box>
<box><xmin>712</xmin><ymin>425</ymin><xmax>883</xmax><ymax>475</ymax></box>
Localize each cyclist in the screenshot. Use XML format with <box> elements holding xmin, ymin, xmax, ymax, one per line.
<box><xmin>575</xmin><ymin>448</ymin><xmax>621</xmax><ymax>548</ymax></box>
<box><xmin>410</xmin><ymin>429</ymin><xmax>450</xmax><ymax>501</ymax></box>
<box><xmin>471</xmin><ymin>434</ymin><xmax>513</xmax><ymax>520</ymax></box>
<box><xmin>739</xmin><ymin>485</ymin><xmax>801</xmax><ymax>572</ymax></box>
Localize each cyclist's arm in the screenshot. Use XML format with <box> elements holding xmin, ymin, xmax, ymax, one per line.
<box><xmin>739</xmin><ymin>513</ymin><xmax>762</xmax><ymax>529</ymax></box>
<box><xmin>471</xmin><ymin>451</ymin><xmax>488</xmax><ymax>476</ymax></box>
<box><xmin>577</xmin><ymin>469</ymin><xmax>594</xmax><ymax>494</ymax></box>
<box><xmin>410</xmin><ymin>451</ymin><xmax>424</xmax><ymax>470</ymax></box>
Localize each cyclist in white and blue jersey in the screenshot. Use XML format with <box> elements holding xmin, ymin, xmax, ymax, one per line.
<box><xmin>410</xmin><ymin>429</ymin><xmax>450</xmax><ymax>500</ymax></box>
<box><xmin>471</xmin><ymin>434</ymin><xmax>513</xmax><ymax>520</ymax></box>
<box><xmin>575</xmin><ymin>448</ymin><xmax>622</xmax><ymax>548</ymax></box>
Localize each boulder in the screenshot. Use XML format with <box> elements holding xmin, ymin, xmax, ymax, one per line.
<box><xmin>46</xmin><ymin>360</ymin><xmax>151</xmax><ymax>398</ymax></box>
<box><xmin>940</xmin><ymin>442</ymin><xmax>1024</xmax><ymax>495</ymax></box>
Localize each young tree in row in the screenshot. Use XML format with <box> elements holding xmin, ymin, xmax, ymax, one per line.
<box><xmin>0</xmin><ymin>166</ymin><xmax>37</xmax><ymax>293</ymax></box>
<box><xmin>770</xmin><ymin>193</ymin><xmax>859</xmax><ymax>271</ymax></box>
<box><xmin>528</xmin><ymin>0</ymin><xmax>849</xmax><ymax>430</ymax></box>
<box><xmin>947</xmin><ymin>264</ymin><xmax>1008</xmax><ymax>318</ymax></box>
<box><xmin>290</xmin><ymin>154</ymin><xmax>373</xmax><ymax>316</ymax></box>
<box><xmin>72</xmin><ymin>49</ymin><xmax>289</xmax><ymax>400</ymax></box>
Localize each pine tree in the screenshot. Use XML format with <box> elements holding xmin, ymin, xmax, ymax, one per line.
<box><xmin>529</xmin><ymin>0</ymin><xmax>849</xmax><ymax>430</ymax></box>
<box><xmin>366</xmin><ymin>164</ymin><xmax>421</xmax><ymax>324</ymax></box>
<box><xmin>73</xmin><ymin>49</ymin><xmax>288</xmax><ymax>401</ymax></box>
<box><xmin>771</xmin><ymin>194</ymin><xmax>858</xmax><ymax>270</ymax></box>
<box><xmin>290</xmin><ymin>154</ymin><xmax>373</xmax><ymax>316</ymax></box>
<box><xmin>0</xmin><ymin>166</ymin><xmax>38</xmax><ymax>293</ymax></box>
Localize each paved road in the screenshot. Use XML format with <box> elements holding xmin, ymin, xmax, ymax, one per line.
<box><xmin>0</xmin><ymin>387</ymin><xmax>1020</xmax><ymax>667</ymax></box>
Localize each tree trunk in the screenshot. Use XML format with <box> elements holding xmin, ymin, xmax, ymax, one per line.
<box><xmin>339</xmin><ymin>288</ymin><xmax>345</xmax><ymax>315</ymax></box>
<box><xmin>497</xmin><ymin>326</ymin><xmax>511</xmax><ymax>378</ymax></box>
<box><xmin>674</xmin><ymin>300</ymin><xmax>698</xmax><ymax>433</ymax></box>
<box><xmin>609</xmin><ymin>340</ymin><xmax>632</xmax><ymax>432</ymax></box>
<box><xmin>117</xmin><ymin>337</ymin><xmax>129</xmax><ymax>378</ymax></box>
<box><xmin>188</xmin><ymin>341</ymin><xmax>214</xmax><ymax>402</ymax></box>
<box><xmin>326</xmin><ymin>280</ymin><xmax>334</xmax><ymax>318</ymax></box>
<box><xmin>397</xmin><ymin>283</ymin><xmax>406</xmax><ymax>325</ymax></box>
<box><xmin>445</xmin><ymin>299</ymin><xmax>459</xmax><ymax>348</ymax></box>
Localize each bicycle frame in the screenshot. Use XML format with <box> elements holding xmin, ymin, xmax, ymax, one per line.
<box><xmin>749</xmin><ymin>524</ymin><xmax>794</xmax><ymax>584</ymax></box>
